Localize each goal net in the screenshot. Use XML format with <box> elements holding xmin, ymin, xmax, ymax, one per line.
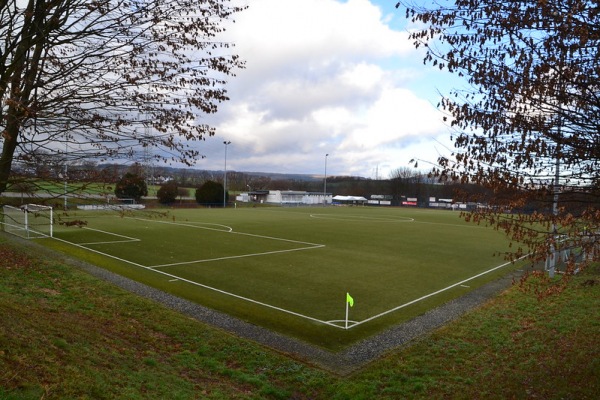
<box><xmin>1</xmin><ymin>204</ymin><xmax>53</xmax><ymax>239</ymax></box>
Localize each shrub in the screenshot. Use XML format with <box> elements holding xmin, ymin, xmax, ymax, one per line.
<box><xmin>195</xmin><ymin>180</ymin><xmax>225</xmax><ymax>206</ymax></box>
<box><xmin>157</xmin><ymin>181</ymin><xmax>178</xmax><ymax>204</ymax></box>
<box><xmin>114</xmin><ymin>173</ymin><xmax>147</xmax><ymax>202</ymax></box>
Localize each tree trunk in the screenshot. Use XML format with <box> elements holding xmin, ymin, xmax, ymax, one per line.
<box><xmin>0</xmin><ymin>117</ymin><xmax>20</xmax><ymax>194</ymax></box>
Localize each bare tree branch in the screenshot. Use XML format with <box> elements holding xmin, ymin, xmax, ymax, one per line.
<box><xmin>397</xmin><ymin>0</ymin><xmax>600</xmax><ymax>287</ymax></box>
<box><xmin>1</xmin><ymin>0</ymin><xmax>246</xmax><ymax>193</ymax></box>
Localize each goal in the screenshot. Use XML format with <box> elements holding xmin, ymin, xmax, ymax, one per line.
<box><xmin>1</xmin><ymin>204</ymin><xmax>53</xmax><ymax>239</ymax></box>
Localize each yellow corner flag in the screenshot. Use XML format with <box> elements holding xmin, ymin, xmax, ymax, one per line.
<box><xmin>346</xmin><ymin>292</ymin><xmax>354</xmax><ymax>307</ymax></box>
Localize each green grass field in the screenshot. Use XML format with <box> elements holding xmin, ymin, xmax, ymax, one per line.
<box><xmin>23</xmin><ymin>206</ymin><xmax>520</xmax><ymax>350</ymax></box>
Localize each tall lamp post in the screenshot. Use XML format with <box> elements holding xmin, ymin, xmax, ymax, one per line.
<box><xmin>549</xmin><ymin>102</ymin><xmax>561</xmax><ymax>278</ymax></box>
<box><xmin>223</xmin><ymin>141</ymin><xmax>231</xmax><ymax>208</ymax></box>
<box><xmin>548</xmin><ymin>12</ymin><xmax>566</xmax><ymax>278</ymax></box>
<box><xmin>323</xmin><ymin>153</ymin><xmax>329</xmax><ymax>205</ymax></box>
<box><xmin>62</xmin><ymin>142</ymin><xmax>68</xmax><ymax>210</ymax></box>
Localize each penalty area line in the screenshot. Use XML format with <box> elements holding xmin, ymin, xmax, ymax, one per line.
<box><xmin>78</xmin><ymin>227</ymin><xmax>141</xmax><ymax>246</ymax></box>
<box><xmin>51</xmin><ymin>238</ymin><xmax>339</xmax><ymax>330</ymax></box>
<box><xmin>148</xmin><ymin>244</ymin><xmax>325</xmax><ymax>269</ymax></box>
<box><xmin>126</xmin><ymin>217</ymin><xmax>233</xmax><ymax>232</ymax></box>
<box><xmin>128</xmin><ymin>216</ymin><xmax>323</xmax><ymax>247</ymax></box>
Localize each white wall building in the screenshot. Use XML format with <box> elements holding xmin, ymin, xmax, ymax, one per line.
<box><xmin>236</xmin><ymin>190</ymin><xmax>331</xmax><ymax>206</ymax></box>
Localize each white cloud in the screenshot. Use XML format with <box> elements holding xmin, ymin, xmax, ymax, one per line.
<box><xmin>340</xmin><ymin>87</ymin><xmax>446</xmax><ymax>149</ymax></box>
<box><xmin>197</xmin><ymin>0</ymin><xmax>453</xmax><ymax>178</ymax></box>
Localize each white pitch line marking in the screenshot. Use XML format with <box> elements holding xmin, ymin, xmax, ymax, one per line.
<box><xmin>126</xmin><ymin>217</ymin><xmax>233</xmax><ymax>232</ymax></box>
<box><xmin>349</xmin><ymin>254</ymin><xmax>529</xmax><ymax>329</ymax></box>
<box><xmin>327</xmin><ymin>319</ymin><xmax>359</xmax><ymax>328</ymax></box>
<box><xmin>80</xmin><ymin>239</ymin><xmax>139</xmax><ymax>245</ymax></box>
<box><xmin>53</xmin><ymin>214</ymin><xmax>523</xmax><ymax>331</ymax></box>
<box><xmin>144</xmin><ymin>266</ymin><xmax>343</xmax><ymax>329</ymax></box>
<box><xmin>149</xmin><ymin>244</ymin><xmax>325</xmax><ymax>269</ymax></box>
<box><xmin>51</xmin><ymin>236</ymin><xmax>147</xmax><ymax>268</ymax></box>
<box><xmin>129</xmin><ymin>216</ymin><xmax>324</xmax><ymax>247</ymax></box>
<box><xmin>130</xmin><ymin>217</ymin><xmax>325</xmax><ymax>269</ymax></box>
<box><xmin>309</xmin><ymin>214</ymin><xmax>414</xmax><ymax>223</ymax></box>
<box><xmin>78</xmin><ymin>227</ymin><xmax>141</xmax><ymax>245</ymax></box>
<box><xmin>51</xmin><ymin>235</ymin><xmax>339</xmax><ymax>328</ymax></box>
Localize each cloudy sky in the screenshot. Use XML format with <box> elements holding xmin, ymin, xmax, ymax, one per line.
<box><xmin>196</xmin><ymin>0</ymin><xmax>459</xmax><ymax>179</ymax></box>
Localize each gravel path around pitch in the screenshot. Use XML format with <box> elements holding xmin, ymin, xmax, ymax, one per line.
<box><xmin>8</xmin><ymin>234</ymin><xmax>524</xmax><ymax>375</ymax></box>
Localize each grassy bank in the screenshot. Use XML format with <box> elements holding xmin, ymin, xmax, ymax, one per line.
<box><xmin>0</xmin><ymin>237</ymin><xmax>598</xmax><ymax>399</ymax></box>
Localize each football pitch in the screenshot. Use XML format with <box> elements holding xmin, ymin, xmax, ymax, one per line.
<box><xmin>40</xmin><ymin>206</ymin><xmax>520</xmax><ymax>350</ymax></box>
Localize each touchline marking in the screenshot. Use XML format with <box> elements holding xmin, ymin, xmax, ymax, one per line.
<box><xmin>349</xmin><ymin>254</ymin><xmax>529</xmax><ymax>329</ymax></box>
<box><xmin>141</xmin><ymin>265</ymin><xmax>344</xmax><ymax>330</ymax></box>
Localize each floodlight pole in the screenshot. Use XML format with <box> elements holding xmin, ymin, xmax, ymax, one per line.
<box><xmin>323</xmin><ymin>153</ymin><xmax>329</xmax><ymax>205</ymax></box>
<box><xmin>63</xmin><ymin>164</ymin><xmax>67</xmax><ymax>210</ymax></box>
<box><xmin>223</xmin><ymin>141</ymin><xmax>231</xmax><ymax>208</ymax></box>
<box><xmin>549</xmin><ymin>13</ymin><xmax>566</xmax><ymax>278</ymax></box>
<box><xmin>63</xmin><ymin>142</ymin><xmax>68</xmax><ymax>211</ymax></box>
<box><xmin>549</xmin><ymin>142</ymin><xmax>560</xmax><ymax>278</ymax></box>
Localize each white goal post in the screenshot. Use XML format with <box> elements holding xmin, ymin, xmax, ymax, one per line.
<box><xmin>1</xmin><ymin>204</ymin><xmax>53</xmax><ymax>239</ymax></box>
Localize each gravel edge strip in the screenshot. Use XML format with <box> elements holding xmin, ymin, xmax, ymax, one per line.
<box><xmin>6</xmin><ymin>233</ymin><xmax>523</xmax><ymax>375</ymax></box>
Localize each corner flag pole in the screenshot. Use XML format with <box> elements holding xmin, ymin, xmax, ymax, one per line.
<box><xmin>345</xmin><ymin>292</ymin><xmax>354</xmax><ymax>329</ymax></box>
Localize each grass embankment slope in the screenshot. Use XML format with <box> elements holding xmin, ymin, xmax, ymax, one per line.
<box><xmin>1</xmin><ymin>238</ymin><xmax>598</xmax><ymax>399</ymax></box>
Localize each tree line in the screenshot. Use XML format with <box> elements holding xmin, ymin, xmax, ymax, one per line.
<box><xmin>105</xmin><ymin>162</ymin><xmax>485</xmax><ymax>207</ymax></box>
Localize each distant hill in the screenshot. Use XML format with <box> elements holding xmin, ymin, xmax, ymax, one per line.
<box><xmin>241</xmin><ymin>171</ymin><xmax>322</xmax><ymax>181</ymax></box>
<box><xmin>98</xmin><ymin>164</ymin><xmax>366</xmax><ymax>182</ymax></box>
